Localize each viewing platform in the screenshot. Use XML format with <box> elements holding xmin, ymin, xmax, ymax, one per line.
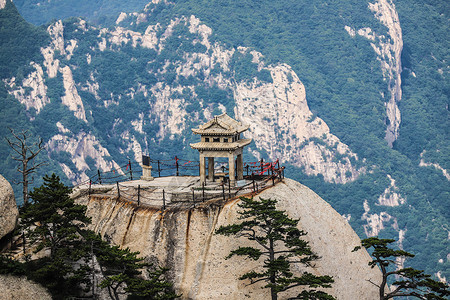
<box><xmin>73</xmin><ymin>172</ymin><xmax>284</xmax><ymax>210</ymax></box>
<box><xmin>71</xmin><ymin>113</ymin><xmax>284</xmax><ymax>210</ymax></box>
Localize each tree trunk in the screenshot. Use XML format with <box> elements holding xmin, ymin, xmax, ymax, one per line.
<box><xmin>22</xmin><ymin>159</ymin><xmax>28</xmax><ymax>204</ymax></box>
<box><xmin>379</xmin><ymin>263</ymin><xmax>387</xmax><ymax>300</ymax></box>
<box><xmin>269</xmin><ymin>237</ymin><xmax>277</xmax><ymax>300</ymax></box>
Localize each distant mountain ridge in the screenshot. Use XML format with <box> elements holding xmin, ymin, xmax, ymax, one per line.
<box><xmin>0</xmin><ymin>0</ymin><xmax>448</xmax><ymax>282</ymax></box>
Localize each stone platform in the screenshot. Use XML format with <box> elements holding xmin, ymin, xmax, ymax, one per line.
<box><xmin>73</xmin><ymin>176</ymin><xmax>271</xmax><ymax>209</ymax></box>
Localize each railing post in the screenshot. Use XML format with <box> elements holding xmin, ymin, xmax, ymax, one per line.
<box><xmin>175</xmin><ymin>156</ymin><xmax>179</xmax><ymax>176</ymax></box>
<box><xmin>222</xmin><ymin>183</ymin><xmax>225</xmax><ymax>201</ymax></box>
<box><xmin>116</xmin><ymin>181</ymin><xmax>120</xmax><ymax>198</ymax></box>
<box><xmin>260</xmin><ymin>158</ymin><xmax>264</xmax><ymax>174</ymax></box>
<box><xmin>129</xmin><ymin>160</ymin><xmax>133</xmax><ymax>180</ymax></box>
<box><xmin>158</xmin><ymin>160</ymin><xmax>161</xmax><ymax>177</ymax></box>
<box><xmin>228</xmin><ymin>178</ymin><xmax>231</xmax><ymax>199</ymax></box>
<box><xmin>272</xmin><ymin>173</ymin><xmax>275</xmax><ymax>186</ymax></box>
<box><xmin>162</xmin><ymin>189</ymin><xmax>166</xmax><ymax>210</ymax></box>
<box><xmin>252</xmin><ymin>175</ymin><xmax>255</xmax><ymax>192</ymax></box>
<box><xmin>202</xmin><ymin>182</ymin><xmax>205</xmax><ymax>202</ymax></box>
<box><xmin>137</xmin><ymin>185</ymin><xmax>140</xmax><ymax>206</ymax></box>
<box><xmin>246</xmin><ymin>164</ymin><xmax>249</xmax><ymax>177</ymax></box>
<box><xmin>256</xmin><ymin>183</ymin><xmax>259</xmax><ymax>193</ymax></box>
<box><xmin>89</xmin><ymin>179</ymin><xmax>92</xmax><ymax>196</ymax></box>
<box><xmin>98</xmin><ymin>170</ymin><xmax>102</xmax><ymax>184</ymax></box>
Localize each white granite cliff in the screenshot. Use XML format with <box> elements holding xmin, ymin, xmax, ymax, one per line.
<box><xmin>76</xmin><ymin>178</ymin><xmax>382</xmax><ymax>299</ymax></box>
<box><xmin>0</xmin><ymin>174</ymin><xmax>18</xmax><ymax>241</ymax></box>
<box><xmin>4</xmin><ymin>14</ymin><xmax>364</xmax><ymax>185</ymax></box>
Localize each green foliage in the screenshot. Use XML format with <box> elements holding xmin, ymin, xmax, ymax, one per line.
<box><xmin>87</xmin><ymin>232</ymin><xmax>180</xmax><ymax>300</ymax></box>
<box><xmin>17</xmin><ymin>174</ymin><xmax>92</xmax><ymax>298</ymax></box>
<box><xmin>354</xmin><ymin>237</ymin><xmax>450</xmax><ymax>300</ymax></box>
<box><xmin>0</xmin><ymin>0</ymin><xmax>49</xmax><ymax>79</ymax></box>
<box><xmin>0</xmin><ymin>255</ymin><xmax>26</xmax><ymax>275</ymax></box>
<box><xmin>14</xmin><ymin>0</ymin><xmax>150</xmax><ymax>25</ymax></box>
<box><xmin>21</xmin><ymin>173</ymin><xmax>90</xmax><ymax>256</ymax></box>
<box><xmin>230</xmin><ymin>51</ymin><xmax>272</xmax><ymax>83</ymax></box>
<box><xmin>0</xmin><ymin>97</ymin><xmax>65</xmax><ymax>204</ymax></box>
<box><xmin>1</xmin><ymin>175</ymin><xmax>178</xmax><ymax>299</ymax></box>
<box><xmin>127</xmin><ymin>268</ymin><xmax>181</xmax><ymax>300</ymax></box>
<box><xmin>216</xmin><ymin>197</ymin><xmax>335</xmax><ymax>300</ymax></box>
<box><xmin>294</xmin><ymin>289</ymin><xmax>337</xmax><ymax>300</ymax></box>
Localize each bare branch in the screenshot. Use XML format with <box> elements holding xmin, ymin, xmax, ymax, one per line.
<box><xmin>248</xmin><ymin>278</ymin><xmax>267</xmax><ymax>285</ymax></box>
<box><xmin>5</xmin><ymin>128</ymin><xmax>46</xmax><ymax>204</ymax></box>
<box><xmin>366</xmin><ymin>278</ymin><xmax>380</xmax><ymax>288</ymax></box>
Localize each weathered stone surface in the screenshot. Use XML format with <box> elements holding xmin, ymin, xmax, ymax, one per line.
<box><xmin>0</xmin><ymin>275</ymin><xmax>52</xmax><ymax>300</ymax></box>
<box><xmin>0</xmin><ymin>174</ymin><xmax>18</xmax><ymax>240</ymax></box>
<box><xmin>78</xmin><ymin>178</ymin><xmax>381</xmax><ymax>299</ymax></box>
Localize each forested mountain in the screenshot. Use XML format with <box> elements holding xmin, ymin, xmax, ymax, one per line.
<box><xmin>0</xmin><ymin>0</ymin><xmax>448</xmax><ymax>283</ymax></box>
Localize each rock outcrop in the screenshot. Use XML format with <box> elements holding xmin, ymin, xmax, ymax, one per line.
<box><xmin>46</xmin><ymin>123</ymin><xmax>124</xmax><ymax>183</ymax></box>
<box><xmin>0</xmin><ymin>0</ymin><xmax>7</xmax><ymax>10</ymax></box>
<box><xmin>0</xmin><ymin>275</ymin><xmax>52</xmax><ymax>300</ymax></box>
<box><xmin>0</xmin><ymin>174</ymin><xmax>18</xmax><ymax>241</ymax></box>
<box><xmin>77</xmin><ymin>178</ymin><xmax>381</xmax><ymax>299</ymax></box>
<box><xmin>234</xmin><ymin>62</ymin><xmax>363</xmax><ymax>184</ymax></box>
<box><xmin>377</xmin><ymin>174</ymin><xmax>406</xmax><ymax>206</ymax></box>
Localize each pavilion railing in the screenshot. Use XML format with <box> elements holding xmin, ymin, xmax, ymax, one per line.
<box><xmin>72</xmin><ymin>156</ymin><xmax>285</xmax><ymax>209</ymax></box>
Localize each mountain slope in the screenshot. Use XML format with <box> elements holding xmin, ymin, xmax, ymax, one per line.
<box><xmin>1</xmin><ymin>0</ymin><xmax>448</xmax><ymax>281</ymax></box>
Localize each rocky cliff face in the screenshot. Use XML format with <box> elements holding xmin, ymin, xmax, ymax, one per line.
<box><xmin>345</xmin><ymin>0</ymin><xmax>403</xmax><ymax>147</ymax></box>
<box><xmin>4</xmin><ymin>11</ymin><xmax>364</xmax><ymax>185</ymax></box>
<box><xmin>75</xmin><ymin>178</ymin><xmax>381</xmax><ymax>299</ymax></box>
<box><xmin>0</xmin><ymin>174</ymin><xmax>18</xmax><ymax>241</ymax></box>
<box><xmin>0</xmin><ymin>275</ymin><xmax>52</xmax><ymax>300</ymax></box>
<box><xmin>233</xmin><ymin>62</ymin><xmax>363</xmax><ymax>183</ymax></box>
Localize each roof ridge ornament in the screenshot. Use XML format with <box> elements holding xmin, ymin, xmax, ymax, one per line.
<box><xmin>191</xmin><ymin>113</ymin><xmax>250</xmax><ymax>135</ymax></box>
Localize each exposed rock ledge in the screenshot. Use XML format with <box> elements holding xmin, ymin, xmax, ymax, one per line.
<box><xmin>0</xmin><ymin>174</ymin><xmax>18</xmax><ymax>241</ymax></box>
<box><xmin>0</xmin><ymin>275</ymin><xmax>52</xmax><ymax>300</ymax></box>
<box><xmin>77</xmin><ymin>178</ymin><xmax>381</xmax><ymax>299</ymax></box>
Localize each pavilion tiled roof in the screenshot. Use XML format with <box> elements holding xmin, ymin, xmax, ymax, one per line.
<box><xmin>190</xmin><ymin>139</ymin><xmax>252</xmax><ymax>151</ymax></box>
<box><xmin>192</xmin><ymin>113</ymin><xmax>249</xmax><ymax>135</ymax></box>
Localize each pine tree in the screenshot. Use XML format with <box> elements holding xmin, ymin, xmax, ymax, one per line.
<box><xmin>19</xmin><ymin>173</ymin><xmax>92</xmax><ymax>298</ymax></box>
<box><xmin>353</xmin><ymin>237</ymin><xmax>450</xmax><ymax>300</ymax></box>
<box><xmin>8</xmin><ymin>174</ymin><xmax>179</xmax><ymax>299</ymax></box>
<box><xmin>90</xmin><ymin>233</ymin><xmax>180</xmax><ymax>300</ymax></box>
<box><xmin>216</xmin><ymin>197</ymin><xmax>335</xmax><ymax>300</ymax></box>
<box><xmin>21</xmin><ymin>173</ymin><xmax>90</xmax><ymax>257</ymax></box>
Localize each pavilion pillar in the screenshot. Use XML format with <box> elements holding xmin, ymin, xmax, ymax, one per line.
<box><xmin>200</xmin><ymin>152</ymin><xmax>206</xmax><ymax>183</ymax></box>
<box><xmin>228</xmin><ymin>153</ymin><xmax>236</xmax><ymax>185</ymax></box>
<box><xmin>208</xmin><ymin>157</ymin><xmax>215</xmax><ymax>181</ymax></box>
<box><xmin>236</xmin><ymin>154</ymin><xmax>244</xmax><ymax>180</ymax></box>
